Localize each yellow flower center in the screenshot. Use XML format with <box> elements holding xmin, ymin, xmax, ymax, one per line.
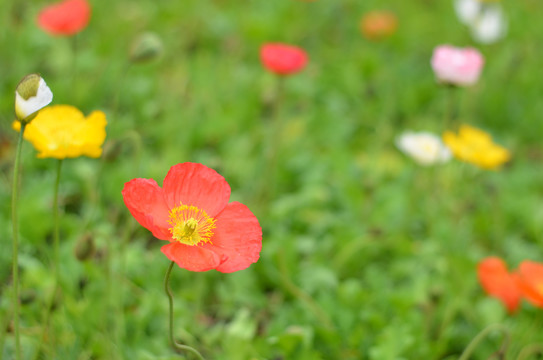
<box><xmin>168</xmin><ymin>204</ymin><xmax>216</xmax><ymax>246</ymax></box>
<box><xmin>421</xmin><ymin>142</ymin><xmax>435</xmax><ymax>154</ymax></box>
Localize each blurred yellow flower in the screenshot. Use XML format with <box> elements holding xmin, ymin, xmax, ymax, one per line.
<box><xmin>443</xmin><ymin>125</ymin><xmax>510</xmax><ymax>169</ymax></box>
<box><xmin>13</xmin><ymin>105</ymin><xmax>107</xmax><ymax>159</ymax></box>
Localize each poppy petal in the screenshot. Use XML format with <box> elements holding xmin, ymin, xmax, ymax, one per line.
<box><xmin>161</xmin><ymin>242</ymin><xmax>222</xmax><ymax>272</ymax></box>
<box><xmin>122</xmin><ymin>178</ymin><xmax>171</xmax><ymax>240</ymax></box>
<box><xmin>204</xmin><ymin>202</ymin><xmax>262</xmax><ymax>273</ymax></box>
<box><xmin>162</xmin><ymin>163</ymin><xmax>231</xmax><ymax>217</ymax></box>
<box><xmin>37</xmin><ymin>0</ymin><xmax>91</xmax><ymax>36</ymax></box>
<box><xmin>516</xmin><ymin>261</ymin><xmax>543</xmax><ymax>308</ymax></box>
<box><xmin>260</xmin><ymin>43</ymin><xmax>308</xmax><ymax>75</ymax></box>
<box><xmin>477</xmin><ymin>257</ymin><xmax>521</xmax><ymax>313</ymax></box>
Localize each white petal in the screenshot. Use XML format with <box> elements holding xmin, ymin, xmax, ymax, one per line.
<box><xmin>454</xmin><ymin>0</ymin><xmax>481</xmax><ymax>25</ymax></box>
<box><xmin>15</xmin><ymin>78</ymin><xmax>53</xmax><ymax>120</ymax></box>
<box><xmin>396</xmin><ymin>131</ymin><xmax>451</xmax><ymax>166</ymax></box>
<box><xmin>471</xmin><ymin>6</ymin><xmax>506</xmax><ymax>44</ymax></box>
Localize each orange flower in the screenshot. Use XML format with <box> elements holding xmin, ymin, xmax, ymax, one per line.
<box><xmin>515</xmin><ymin>261</ymin><xmax>543</xmax><ymax>308</ymax></box>
<box><xmin>360</xmin><ymin>11</ymin><xmax>398</xmax><ymax>41</ymax></box>
<box><xmin>477</xmin><ymin>257</ymin><xmax>522</xmax><ymax>313</ymax></box>
<box><xmin>37</xmin><ymin>0</ymin><xmax>91</xmax><ymax>36</ymax></box>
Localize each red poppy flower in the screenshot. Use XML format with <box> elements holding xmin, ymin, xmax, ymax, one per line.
<box><xmin>37</xmin><ymin>0</ymin><xmax>91</xmax><ymax>36</ymax></box>
<box><xmin>477</xmin><ymin>257</ymin><xmax>522</xmax><ymax>313</ymax></box>
<box><xmin>515</xmin><ymin>260</ymin><xmax>543</xmax><ymax>308</ymax></box>
<box><xmin>260</xmin><ymin>43</ymin><xmax>308</xmax><ymax>76</ymax></box>
<box><xmin>122</xmin><ymin>163</ymin><xmax>262</xmax><ymax>273</ymax></box>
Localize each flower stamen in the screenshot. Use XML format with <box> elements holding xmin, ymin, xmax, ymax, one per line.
<box><xmin>168</xmin><ymin>204</ymin><xmax>216</xmax><ymax>246</ymax></box>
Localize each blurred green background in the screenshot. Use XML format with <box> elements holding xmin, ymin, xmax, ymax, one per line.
<box><xmin>1</xmin><ymin>0</ymin><xmax>542</xmax><ymax>359</ymax></box>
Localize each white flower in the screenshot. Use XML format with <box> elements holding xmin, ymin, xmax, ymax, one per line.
<box><xmin>455</xmin><ymin>0</ymin><xmax>481</xmax><ymax>25</ymax></box>
<box><xmin>453</xmin><ymin>0</ymin><xmax>506</xmax><ymax>44</ymax></box>
<box><xmin>396</xmin><ymin>131</ymin><xmax>452</xmax><ymax>166</ymax></box>
<box><xmin>15</xmin><ymin>74</ymin><xmax>53</xmax><ymax>122</ymax></box>
<box><xmin>470</xmin><ymin>5</ymin><xmax>506</xmax><ymax>44</ymax></box>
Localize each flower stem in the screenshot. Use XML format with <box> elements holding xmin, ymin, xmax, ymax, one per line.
<box><xmin>164</xmin><ymin>261</ymin><xmax>205</xmax><ymax>360</ymax></box>
<box><xmin>49</xmin><ymin>158</ymin><xmax>63</xmax><ymax>356</ymax></box>
<box><xmin>516</xmin><ymin>344</ymin><xmax>543</xmax><ymax>360</ymax></box>
<box><xmin>11</xmin><ymin>122</ymin><xmax>26</xmax><ymax>360</ymax></box>
<box><xmin>53</xmin><ymin>159</ymin><xmax>63</xmax><ymax>286</ymax></box>
<box><xmin>71</xmin><ymin>35</ymin><xmax>79</xmax><ymax>100</ymax></box>
<box><xmin>32</xmin><ymin>159</ymin><xmax>63</xmax><ymax>360</ymax></box>
<box><xmin>444</xmin><ymin>85</ymin><xmax>457</xmax><ymax>130</ymax></box>
<box><xmin>259</xmin><ymin>75</ymin><xmax>285</xmax><ymax>203</ymax></box>
<box><xmin>458</xmin><ymin>323</ymin><xmax>510</xmax><ymax>360</ymax></box>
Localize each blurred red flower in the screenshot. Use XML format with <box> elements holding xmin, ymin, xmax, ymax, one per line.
<box><xmin>37</xmin><ymin>0</ymin><xmax>91</xmax><ymax>36</ymax></box>
<box><xmin>516</xmin><ymin>260</ymin><xmax>543</xmax><ymax>308</ymax></box>
<box><xmin>122</xmin><ymin>162</ymin><xmax>262</xmax><ymax>273</ymax></box>
<box><xmin>260</xmin><ymin>43</ymin><xmax>308</xmax><ymax>75</ymax></box>
<box><xmin>477</xmin><ymin>257</ymin><xmax>522</xmax><ymax>313</ymax></box>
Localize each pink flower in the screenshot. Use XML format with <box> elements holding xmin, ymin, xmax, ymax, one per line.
<box><xmin>430</xmin><ymin>45</ymin><xmax>484</xmax><ymax>86</ymax></box>
<box><xmin>260</xmin><ymin>43</ymin><xmax>308</xmax><ymax>76</ymax></box>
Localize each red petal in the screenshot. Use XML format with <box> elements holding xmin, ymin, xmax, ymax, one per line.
<box><xmin>204</xmin><ymin>202</ymin><xmax>262</xmax><ymax>273</ymax></box>
<box><xmin>516</xmin><ymin>261</ymin><xmax>543</xmax><ymax>308</ymax></box>
<box><xmin>162</xmin><ymin>163</ymin><xmax>231</xmax><ymax>217</ymax></box>
<box><xmin>260</xmin><ymin>43</ymin><xmax>308</xmax><ymax>75</ymax></box>
<box><xmin>122</xmin><ymin>178</ymin><xmax>171</xmax><ymax>240</ymax></box>
<box><xmin>37</xmin><ymin>0</ymin><xmax>90</xmax><ymax>36</ymax></box>
<box><xmin>161</xmin><ymin>242</ymin><xmax>222</xmax><ymax>272</ymax></box>
<box><xmin>477</xmin><ymin>257</ymin><xmax>521</xmax><ymax>313</ymax></box>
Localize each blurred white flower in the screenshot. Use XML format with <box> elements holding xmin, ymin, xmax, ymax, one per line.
<box><xmin>471</xmin><ymin>5</ymin><xmax>507</xmax><ymax>44</ymax></box>
<box><xmin>454</xmin><ymin>0</ymin><xmax>506</xmax><ymax>44</ymax></box>
<box><xmin>396</xmin><ymin>131</ymin><xmax>451</xmax><ymax>166</ymax></box>
<box><xmin>455</xmin><ymin>0</ymin><xmax>480</xmax><ymax>25</ymax></box>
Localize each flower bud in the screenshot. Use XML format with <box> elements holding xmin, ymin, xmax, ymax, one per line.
<box><xmin>129</xmin><ymin>32</ymin><xmax>164</xmax><ymax>64</ymax></box>
<box><xmin>15</xmin><ymin>74</ymin><xmax>53</xmax><ymax>124</ymax></box>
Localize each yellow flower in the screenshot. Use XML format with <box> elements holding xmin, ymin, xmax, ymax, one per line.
<box><xmin>443</xmin><ymin>125</ymin><xmax>510</xmax><ymax>169</ymax></box>
<box><xmin>13</xmin><ymin>105</ymin><xmax>107</xmax><ymax>159</ymax></box>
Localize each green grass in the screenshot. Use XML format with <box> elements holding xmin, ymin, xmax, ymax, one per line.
<box><xmin>1</xmin><ymin>0</ymin><xmax>543</xmax><ymax>359</ymax></box>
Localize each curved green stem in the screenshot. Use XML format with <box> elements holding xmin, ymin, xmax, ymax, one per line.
<box><xmin>516</xmin><ymin>344</ymin><xmax>543</xmax><ymax>360</ymax></box>
<box><xmin>164</xmin><ymin>261</ymin><xmax>205</xmax><ymax>360</ymax></box>
<box><xmin>11</xmin><ymin>122</ymin><xmax>26</xmax><ymax>360</ymax></box>
<box><xmin>458</xmin><ymin>323</ymin><xmax>510</xmax><ymax>360</ymax></box>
